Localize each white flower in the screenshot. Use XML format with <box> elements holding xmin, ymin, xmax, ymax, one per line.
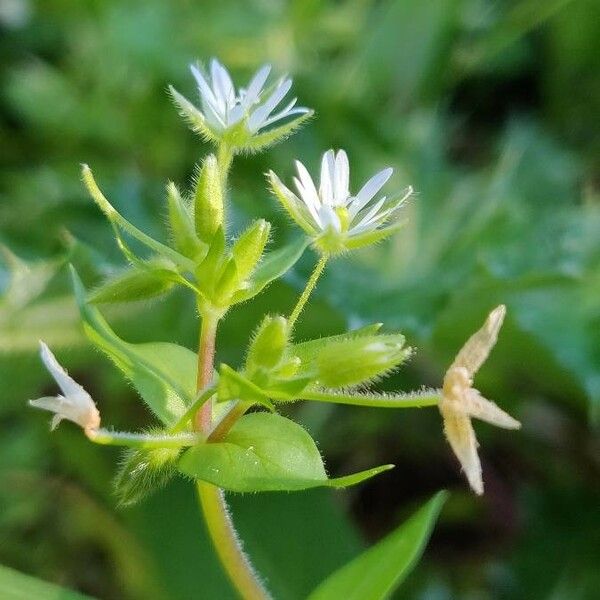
<box><xmin>29</xmin><ymin>341</ymin><xmax>100</xmax><ymax>435</ymax></box>
<box><xmin>189</xmin><ymin>58</ymin><xmax>309</xmax><ymax>135</ymax></box>
<box><xmin>269</xmin><ymin>149</ymin><xmax>412</xmax><ymax>253</ymax></box>
<box><xmin>439</xmin><ymin>305</ymin><xmax>521</xmax><ymax>495</ymax></box>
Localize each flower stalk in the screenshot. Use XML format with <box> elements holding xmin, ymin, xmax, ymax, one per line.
<box><xmin>288</xmin><ymin>254</ymin><xmax>328</xmax><ymax>329</ymax></box>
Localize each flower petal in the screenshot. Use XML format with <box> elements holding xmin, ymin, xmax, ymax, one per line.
<box><xmin>248</xmin><ymin>77</ymin><xmax>293</xmax><ymax>132</ymax></box>
<box><xmin>465</xmin><ymin>389</ymin><xmax>521</xmax><ymax>430</ymax></box>
<box><xmin>334</xmin><ymin>150</ymin><xmax>350</xmax><ymax>206</ymax></box>
<box><xmin>242</xmin><ymin>64</ymin><xmax>271</xmax><ymax>108</ymax></box>
<box><xmin>440</xmin><ymin>403</ymin><xmax>483</xmax><ymax>495</ymax></box>
<box><xmin>450</xmin><ymin>305</ymin><xmax>506</xmax><ymax>377</ymax></box>
<box><xmin>349</xmin><ymin>167</ymin><xmax>393</xmax><ymax>218</ymax></box>
<box><xmin>319</xmin><ymin>150</ymin><xmax>335</xmax><ymax>205</ymax></box>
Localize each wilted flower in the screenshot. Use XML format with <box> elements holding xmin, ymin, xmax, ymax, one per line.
<box><xmin>30</xmin><ymin>341</ymin><xmax>100</xmax><ymax>436</ymax></box>
<box><xmin>269</xmin><ymin>149</ymin><xmax>412</xmax><ymax>253</ymax></box>
<box><xmin>439</xmin><ymin>305</ymin><xmax>521</xmax><ymax>495</ymax></box>
<box><xmin>171</xmin><ymin>58</ymin><xmax>310</xmax><ymax>143</ymax></box>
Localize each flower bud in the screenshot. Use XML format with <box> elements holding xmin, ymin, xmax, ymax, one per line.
<box><xmin>315</xmin><ymin>335</ymin><xmax>410</xmax><ymax>388</ymax></box>
<box><xmin>232</xmin><ymin>219</ymin><xmax>271</xmax><ymax>283</ymax></box>
<box><xmin>246</xmin><ymin>315</ymin><xmax>289</xmax><ymax>371</ymax></box>
<box><xmin>194</xmin><ymin>155</ymin><xmax>223</xmax><ymax>243</ymax></box>
<box><xmin>166</xmin><ymin>181</ymin><xmax>203</xmax><ymax>259</ymax></box>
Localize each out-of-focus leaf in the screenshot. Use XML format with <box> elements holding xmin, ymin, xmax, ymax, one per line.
<box><xmin>178</xmin><ymin>412</ymin><xmax>392</xmax><ymax>492</ymax></box>
<box><xmin>0</xmin><ymin>563</ymin><xmax>93</xmax><ymax>599</ymax></box>
<box><xmin>88</xmin><ymin>266</ymin><xmax>178</xmax><ymax>303</ymax></box>
<box><xmin>308</xmin><ymin>492</ymin><xmax>447</xmax><ymax>600</ymax></box>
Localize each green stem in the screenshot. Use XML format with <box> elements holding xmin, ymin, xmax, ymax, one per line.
<box><xmin>217</xmin><ymin>142</ymin><xmax>233</xmax><ymax>185</ymax></box>
<box><xmin>208</xmin><ymin>401</ymin><xmax>252</xmax><ymax>442</ymax></box>
<box><xmin>193</xmin><ymin>264</ymin><xmax>268</xmax><ymax>598</ymax></box>
<box><xmin>171</xmin><ymin>385</ymin><xmax>217</xmax><ymax>434</ymax></box>
<box><xmin>197</xmin><ymin>482</ymin><xmax>271</xmax><ymax>600</ymax></box>
<box><xmin>88</xmin><ymin>428</ymin><xmax>201</xmax><ymax>448</ymax></box>
<box><xmin>303</xmin><ymin>388</ymin><xmax>441</xmax><ymax>408</ymax></box>
<box><xmin>288</xmin><ymin>254</ymin><xmax>328</xmax><ymax>329</ymax></box>
<box><xmin>194</xmin><ymin>311</ymin><xmax>219</xmax><ymax>432</ymax></box>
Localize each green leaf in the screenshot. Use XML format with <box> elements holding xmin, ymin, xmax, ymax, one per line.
<box><xmin>71</xmin><ymin>267</ymin><xmax>196</xmax><ymax>426</ymax></box>
<box><xmin>0</xmin><ymin>563</ymin><xmax>93</xmax><ymax>599</ymax></box>
<box><xmin>308</xmin><ymin>492</ymin><xmax>447</xmax><ymax>600</ymax></box>
<box><xmin>88</xmin><ymin>266</ymin><xmax>177</xmax><ymax>303</ymax></box>
<box><xmin>178</xmin><ymin>412</ymin><xmax>393</xmax><ymax>492</ymax></box>
<box><xmin>81</xmin><ymin>164</ymin><xmax>194</xmax><ymax>271</ymax></box>
<box><xmin>231</xmin><ymin>236</ymin><xmax>309</xmax><ymax>304</ymax></box>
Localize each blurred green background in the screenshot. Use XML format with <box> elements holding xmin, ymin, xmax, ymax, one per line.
<box><xmin>1</xmin><ymin>0</ymin><xmax>599</xmax><ymax>598</ymax></box>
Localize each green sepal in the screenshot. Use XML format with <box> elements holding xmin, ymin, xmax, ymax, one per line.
<box><xmin>213</xmin><ymin>258</ymin><xmax>239</xmax><ymax>306</ymax></box>
<box><xmin>166</xmin><ymin>181</ymin><xmax>205</xmax><ymax>260</ymax></box>
<box><xmin>292</xmin><ymin>323</ymin><xmax>383</xmax><ymax>365</ymax></box>
<box><xmin>265</xmin><ymin>375</ymin><xmax>314</xmax><ymax>400</ymax></box>
<box><xmin>81</xmin><ymin>164</ymin><xmax>194</xmax><ymax>271</ymax></box>
<box><xmin>242</xmin><ymin>111</ymin><xmax>314</xmax><ymax>153</ymax></box>
<box><xmin>268</xmin><ymin>171</ymin><xmax>317</xmax><ymax>236</ymax></box>
<box><xmin>88</xmin><ymin>264</ymin><xmax>178</xmax><ymax>303</ymax></box>
<box><xmin>246</xmin><ymin>315</ymin><xmax>289</xmax><ymax>371</ymax></box>
<box><xmin>71</xmin><ymin>267</ymin><xmax>196</xmax><ymax>426</ymax></box>
<box><xmin>308</xmin><ymin>492</ymin><xmax>447</xmax><ymax>600</ymax></box>
<box><xmin>344</xmin><ymin>219</ymin><xmax>408</xmax><ymax>251</ymax></box>
<box><xmin>194</xmin><ymin>155</ymin><xmax>223</xmax><ymax>243</ymax></box>
<box><xmin>314</xmin><ymin>334</ymin><xmax>411</xmax><ymax>387</ymax></box>
<box><xmin>217</xmin><ymin>364</ymin><xmax>275</xmax><ymax>410</ymax></box>
<box><xmin>195</xmin><ymin>227</ymin><xmax>226</xmax><ymax>294</ymax></box>
<box><xmin>114</xmin><ymin>446</ymin><xmax>180</xmax><ymax>507</ymax></box>
<box><xmin>232</xmin><ymin>219</ymin><xmax>271</xmax><ymax>283</ymax></box>
<box><xmin>231</xmin><ymin>236</ymin><xmax>309</xmax><ymax>304</ymax></box>
<box><xmin>168</xmin><ymin>85</ymin><xmax>219</xmax><ymax>144</ymax></box>
<box><xmin>178</xmin><ymin>412</ymin><xmax>393</xmax><ymax>492</ymax></box>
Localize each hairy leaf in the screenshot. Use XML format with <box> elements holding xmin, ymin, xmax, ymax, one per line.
<box><xmin>178</xmin><ymin>412</ymin><xmax>393</xmax><ymax>492</ymax></box>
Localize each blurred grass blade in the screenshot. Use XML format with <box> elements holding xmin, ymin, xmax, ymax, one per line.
<box><xmin>0</xmin><ymin>563</ymin><xmax>93</xmax><ymax>599</ymax></box>
<box><xmin>308</xmin><ymin>492</ymin><xmax>447</xmax><ymax>600</ymax></box>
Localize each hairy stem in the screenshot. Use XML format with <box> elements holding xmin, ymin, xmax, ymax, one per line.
<box><xmin>88</xmin><ymin>429</ymin><xmax>201</xmax><ymax>448</ymax></box>
<box><xmin>288</xmin><ymin>254</ymin><xmax>328</xmax><ymax>329</ymax></box>
<box><xmin>208</xmin><ymin>401</ymin><xmax>252</xmax><ymax>442</ymax></box>
<box><xmin>194</xmin><ymin>311</ymin><xmax>219</xmax><ymax>432</ymax></box>
<box><xmin>197</xmin><ymin>482</ymin><xmax>271</xmax><ymax>600</ymax></box>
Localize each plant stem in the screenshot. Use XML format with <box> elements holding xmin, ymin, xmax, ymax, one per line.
<box><xmin>288</xmin><ymin>253</ymin><xmax>328</xmax><ymax>329</ymax></box>
<box><xmin>88</xmin><ymin>429</ymin><xmax>201</xmax><ymax>448</ymax></box>
<box><xmin>194</xmin><ymin>311</ymin><xmax>219</xmax><ymax>433</ymax></box>
<box><xmin>208</xmin><ymin>401</ymin><xmax>251</xmax><ymax>442</ymax></box>
<box><xmin>197</xmin><ymin>482</ymin><xmax>271</xmax><ymax>600</ymax></box>
<box><xmin>194</xmin><ymin>310</ymin><xmax>268</xmax><ymax>599</ymax></box>
<box><xmin>217</xmin><ymin>142</ymin><xmax>233</xmax><ymax>185</ymax></box>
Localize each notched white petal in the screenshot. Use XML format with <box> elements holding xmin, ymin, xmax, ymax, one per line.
<box><xmin>31</xmin><ymin>341</ymin><xmax>101</xmax><ymax>435</ymax></box>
